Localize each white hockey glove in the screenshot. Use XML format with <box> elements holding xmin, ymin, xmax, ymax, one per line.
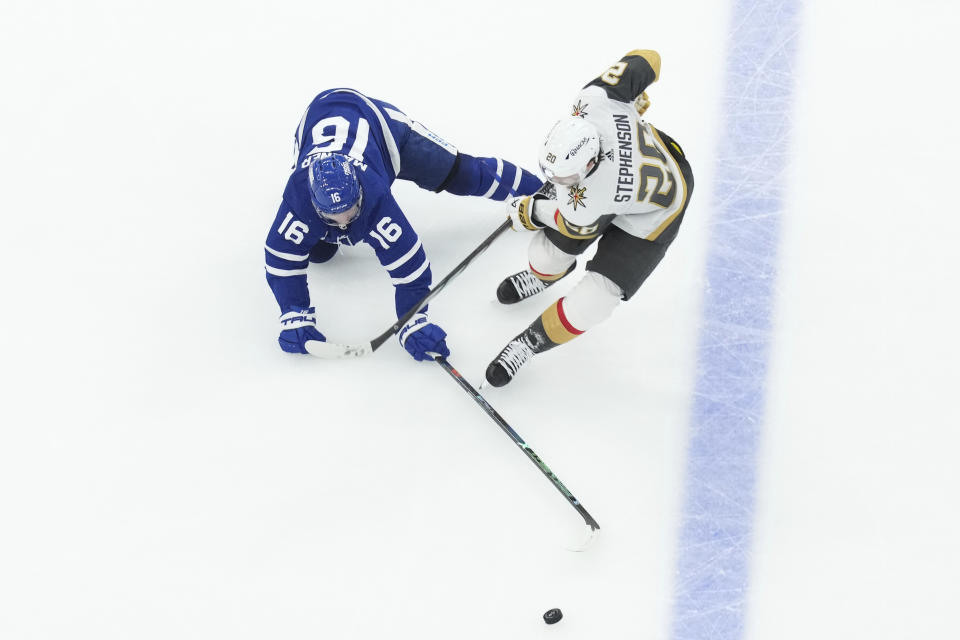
<box><xmin>634</xmin><ymin>91</ymin><xmax>651</xmax><ymax>118</ymax></box>
<box><xmin>505</xmin><ymin>195</ymin><xmax>544</xmax><ymax>232</ymax></box>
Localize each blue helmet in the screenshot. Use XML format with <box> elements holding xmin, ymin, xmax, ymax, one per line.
<box><xmin>307</xmin><ymin>153</ymin><xmax>363</xmax><ymax>226</ymax></box>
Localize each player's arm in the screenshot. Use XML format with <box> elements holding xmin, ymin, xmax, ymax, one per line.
<box><xmin>506</xmin><ymin>183</ymin><xmax>615</xmax><ymax>240</ymax></box>
<box><xmin>366</xmin><ymin>196</ymin><xmax>432</xmax><ymax>318</ymax></box>
<box><xmin>505</xmin><ymin>183</ymin><xmax>564</xmax><ymax>233</ymax></box>
<box><xmin>264</xmin><ymin>201</ymin><xmax>313</xmax><ymax>311</ymax></box>
<box><xmin>584</xmin><ymin>50</ymin><xmax>661</xmax><ymax>104</ymax></box>
<box><xmin>365</xmin><ymin>196</ymin><xmax>449</xmax><ymax>361</ymax></box>
<box><xmin>264</xmin><ymin>201</ymin><xmax>326</xmax><ymax>353</ymax></box>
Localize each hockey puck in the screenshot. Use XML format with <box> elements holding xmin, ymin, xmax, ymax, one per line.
<box><xmin>543</xmin><ymin>608</ymin><xmax>563</xmax><ymax>624</ymax></box>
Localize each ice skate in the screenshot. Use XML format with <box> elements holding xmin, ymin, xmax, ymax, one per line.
<box><xmin>496</xmin><ymin>264</ymin><xmax>574</xmax><ymax>304</ymax></box>
<box><xmin>485</xmin><ymin>333</ymin><xmax>537</xmax><ymax>387</ymax></box>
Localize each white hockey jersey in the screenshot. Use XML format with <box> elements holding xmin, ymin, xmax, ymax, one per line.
<box><xmin>534</xmin><ymin>50</ymin><xmax>691</xmax><ymax>242</ymax></box>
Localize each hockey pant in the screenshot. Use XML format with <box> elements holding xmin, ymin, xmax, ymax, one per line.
<box><xmin>521</xmin><ymin>222</ymin><xmax>682</xmax><ymax>352</ymax></box>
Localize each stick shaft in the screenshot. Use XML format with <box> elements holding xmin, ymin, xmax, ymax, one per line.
<box><xmin>434</xmin><ymin>356</ymin><xmax>600</xmax><ymax>531</ymax></box>
<box><xmin>307</xmin><ymin>219</ymin><xmax>512</xmax><ymax>358</ymax></box>
<box><xmin>369</xmin><ymin>219</ymin><xmax>512</xmax><ymax>351</ymax></box>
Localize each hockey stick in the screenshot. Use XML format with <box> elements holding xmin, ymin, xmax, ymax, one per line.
<box><xmin>306</xmin><ymin>219</ymin><xmax>512</xmax><ymax>359</ymax></box>
<box><xmin>433</xmin><ymin>355</ymin><xmax>600</xmax><ymax>549</ymax></box>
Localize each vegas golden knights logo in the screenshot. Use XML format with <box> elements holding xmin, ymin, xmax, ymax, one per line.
<box><xmin>567</xmin><ymin>185</ymin><xmax>587</xmax><ymax>210</ymax></box>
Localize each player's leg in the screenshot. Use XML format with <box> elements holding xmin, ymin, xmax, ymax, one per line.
<box><xmin>484</xmin><ymin>268</ymin><xmax>625</xmax><ymax>387</ymax></box>
<box><xmin>486</xmin><ymin>126</ymin><xmax>693</xmax><ymax>385</ymax></box>
<box><xmin>484</xmin><ymin>219</ymin><xmax>688</xmax><ymax>387</ymax></box>
<box><xmin>496</xmin><ymin>229</ymin><xmax>589</xmax><ymax>304</ymax></box>
<box><xmin>390</xmin><ymin>112</ymin><xmax>459</xmax><ymax>191</ymax></box>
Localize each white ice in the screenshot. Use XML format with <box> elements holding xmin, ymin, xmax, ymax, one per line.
<box><xmin>0</xmin><ymin>1</ymin><xmax>957</xmax><ymax>639</ymax></box>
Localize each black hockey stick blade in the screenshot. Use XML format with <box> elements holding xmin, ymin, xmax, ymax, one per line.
<box><xmin>306</xmin><ymin>219</ymin><xmax>512</xmax><ymax>359</ymax></box>
<box><xmin>433</xmin><ymin>355</ymin><xmax>600</xmax><ymax>544</ymax></box>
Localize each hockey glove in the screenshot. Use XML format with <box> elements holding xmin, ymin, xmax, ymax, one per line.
<box><xmin>635</xmin><ymin>91</ymin><xmax>650</xmax><ymax>117</ymax></box>
<box><xmin>278</xmin><ymin>306</ymin><xmax>327</xmax><ymax>354</ymax></box>
<box><xmin>506</xmin><ymin>195</ymin><xmax>544</xmax><ymax>232</ymax></box>
<box><xmin>398</xmin><ymin>313</ymin><xmax>450</xmax><ymax>361</ymax></box>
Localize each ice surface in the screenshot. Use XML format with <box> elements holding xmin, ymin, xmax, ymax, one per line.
<box><xmin>669</xmin><ymin>1</ymin><xmax>802</xmax><ymax>638</ymax></box>
<box><xmin>2</xmin><ymin>1</ymin><xmax>959</xmax><ymax>639</ymax></box>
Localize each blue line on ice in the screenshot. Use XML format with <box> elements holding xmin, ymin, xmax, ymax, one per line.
<box><xmin>670</xmin><ymin>1</ymin><xmax>801</xmax><ymax>638</ymax></box>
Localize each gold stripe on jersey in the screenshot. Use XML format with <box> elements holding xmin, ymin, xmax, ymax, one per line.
<box><xmin>624</xmin><ymin>49</ymin><xmax>661</xmax><ymax>81</ymax></box>
<box><xmin>645</xmin><ymin>127</ymin><xmax>690</xmax><ymax>241</ymax></box>
<box><xmin>540</xmin><ymin>299</ymin><xmax>584</xmax><ymax>345</ymax></box>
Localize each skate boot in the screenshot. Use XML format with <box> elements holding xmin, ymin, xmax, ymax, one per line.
<box><xmin>496</xmin><ymin>263</ymin><xmax>575</xmax><ymax>304</ymax></box>
<box><xmin>485</xmin><ymin>333</ymin><xmax>537</xmax><ymax>387</ymax></box>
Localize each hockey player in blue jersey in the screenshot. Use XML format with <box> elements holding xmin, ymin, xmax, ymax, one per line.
<box><xmin>265</xmin><ymin>88</ymin><xmax>542</xmax><ymax>361</ymax></box>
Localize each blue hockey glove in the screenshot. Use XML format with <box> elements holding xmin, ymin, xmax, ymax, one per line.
<box><xmin>398</xmin><ymin>313</ymin><xmax>450</xmax><ymax>361</ymax></box>
<box><xmin>278</xmin><ymin>307</ymin><xmax>327</xmax><ymax>354</ymax></box>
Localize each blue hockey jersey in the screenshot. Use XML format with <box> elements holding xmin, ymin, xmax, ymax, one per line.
<box><xmin>264</xmin><ymin>89</ymin><xmax>457</xmax><ymax>320</ymax></box>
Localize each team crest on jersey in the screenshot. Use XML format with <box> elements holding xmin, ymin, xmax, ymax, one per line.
<box><xmin>571</xmin><ymin>100</ymin><xmax>589</xmax><ymax>117</ymax></box>
<box><xmin>567</xmin><ymin>185</ymin><xmax>587</xmax><ymax>210</ymax></box>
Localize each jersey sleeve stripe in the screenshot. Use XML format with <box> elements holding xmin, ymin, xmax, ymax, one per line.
<box><xmin>382</xmin><ymin>238</ymin><xmax>423</xmax><ymax>271</ymax></box>
<box><xmin>384</xmin><ymin>107</ymin><xmax>411</xmax><ymax>125</ymax></box>
<box><xmin>266</xmin><ymin>252</ymin><xmax>308</xmax><ymax>271</ymax></box>
<box><xmin>390</xmin><ymin>259</ymin><xmax>430</xmax><ymax>284</ymax></box>
<box><xmin>265</xmin><ymin>245</ymin><xmax>310</xmax><ymax>262</ymax></box>
<box><xmin>265</xmin><ymin>265</ymin><xmax>309</xmax><ymax>277</ymax></box>
<box><xmin>481</xmin><ymin>158</ymin><xmax>504</xmax><ymax>198</ymax></box>
<box><xmin>510</xmin><ymin>165</ymin><xmax>523</xmax><ymax>192</ymax></box>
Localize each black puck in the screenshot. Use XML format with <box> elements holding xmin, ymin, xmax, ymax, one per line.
<box><xmin>543</xmin><ymin>608</ymin><xmax>563</xmax><ymax>624</ymax></box>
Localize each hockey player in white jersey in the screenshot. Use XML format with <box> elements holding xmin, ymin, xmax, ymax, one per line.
<box><xmin>485</xmin><ymin>50</ymin><xmax>695</xmax><ymax>386</ymax></box>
